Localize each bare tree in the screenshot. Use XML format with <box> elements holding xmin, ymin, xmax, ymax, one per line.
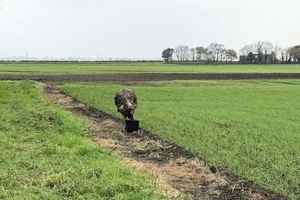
<box><xmin>190</xmin><ymin>48</ymin><xmax>196</xmax><ymax>62</ymax></box>
<box><xmin>240</xmin><ymin>44</ymin><xmax>253</xmax><ymax>56</ymax></box>
<box><xmin>254</xmin><ymin>41</ymin><xmax>274</xmax><ymax>56</ymax></box>
<box><xmin>280</xmin><ymin>48</ymin><xmax>289</xmax><ymax>63</ymax></box>
<box><xmin>195</xmin><ymin>46</ymin><xmax>207</xmax><ymax>61</ymax></box>
<box><xmin>220</xmin><ymin>48</ymin><xmax>227</xmax><ymax>62</ymax></box>
<box><xmin>175</xmin><ymin>45</ymin><xmax>190</xmax><ymax>62</ymax></box>
<box><xmin>207</xmin><ymin>43</ymin><xmax>225</xmax><ymax>62</ymax></box>
<box><xmin>288</xmin><ymin>45</ymin><xmax>300</xmax><ymax>63</ymax></box>
<box><xmin>271</xmin><ymin>45</ymin><xmax>283</xmax><ymax>64</ymax></box>
<box><xmin>225</xmin><ymin>49</ymin><xmax>238</xmax><ymax>62</ymax></box>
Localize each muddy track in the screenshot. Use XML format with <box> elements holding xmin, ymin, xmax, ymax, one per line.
<box><xmin>3</xmin><ymin>73</ymin><xmax>300</xmax><ymax>82</ymax></box>
<box><xmin>46</xmin><ymin>84</ymin><xmax>287</xmax><ymax>200</ymax></box>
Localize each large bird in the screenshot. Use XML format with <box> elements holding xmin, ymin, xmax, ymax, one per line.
<box><xmin>114</xmin><ymin>89</ymin><xmax>137</xmax><ymax>120</ymax></box>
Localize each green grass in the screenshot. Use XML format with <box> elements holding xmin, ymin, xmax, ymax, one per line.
<box><xmin>1</xmin><ymin>63</ymin><xmax>300</xmax><ymax>74</ymax></box>
<box><xmin>0</xmin><ymin>81</ymin><xmax>165</xmax><ymax>200</ymax></box>
<box><xmin>62</xmin><ymin>80</ymin><xmax>300</xmax><ymax>199</ymax></box>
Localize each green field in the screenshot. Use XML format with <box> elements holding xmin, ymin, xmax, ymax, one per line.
<box><xmin>0</xmin><ymin>81</ymin><xmax>164</xmax><ymax>200</ymax></box>
<box><xmin>1</xmin><ymin>62</ymin><xmax>300</xmax><ymax>74</ymax></box>
<box><xmin>63</xmin><ymin>80</ymin><xmax>300</xmax><ymax>199</ymax></box>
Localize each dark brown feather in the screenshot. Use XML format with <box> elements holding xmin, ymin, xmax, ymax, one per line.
<box><xmin>114</xmin><ymin>89</ymin><xmax>137</xmax><ymax>120</ymax></box>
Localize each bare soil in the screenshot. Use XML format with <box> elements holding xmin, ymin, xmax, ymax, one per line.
<box><xmin>46</xmin><ymin>84</ymin><xmax>287</xmax><ymax>200</ymax></box>
<box><xmin>3</xmin><ymin>73</ymin><xmax>300</xmax><ymax>82</ymax></box>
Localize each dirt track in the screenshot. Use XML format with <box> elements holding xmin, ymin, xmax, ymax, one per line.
<box><xmin>3</xmin><ymin>73</ymin><xmax>300</xmax><ymax>82</ymax></box>
<box><xmin>46</xmin><ymin>84</ymin><xmax>287</xmax><ymax>200</ymax></box>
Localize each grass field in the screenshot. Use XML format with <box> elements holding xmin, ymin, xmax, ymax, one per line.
<box><xmin>0</xmin><ymin>81</ymin><xmax>164</xmax><ymax>200</ymax></box>
<box><xmin>1</xmin><ymin>62</ymin><xmax>300</xmax><ymax>74</ymax></box>
<box><xmin>63</xmin><ymin>80</ymin><xmax>300</xmax><ymax>199</ymax></box>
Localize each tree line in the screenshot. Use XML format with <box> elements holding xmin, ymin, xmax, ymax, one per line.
<box><xmin>162</xmin><ymin>42</ymin><xmax>300</xmax><ymax>64</ymax></box>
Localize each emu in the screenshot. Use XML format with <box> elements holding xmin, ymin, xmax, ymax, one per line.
<box><xmin>114</xmin><ymin>89</ymin><xmax>137</xmax><ymax>120</ymax></box>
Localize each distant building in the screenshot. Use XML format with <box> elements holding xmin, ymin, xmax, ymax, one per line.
<box><xmin>239</xmin><ymin>52</ymin><xmax>277</xmax><ymax>64</ymax></box>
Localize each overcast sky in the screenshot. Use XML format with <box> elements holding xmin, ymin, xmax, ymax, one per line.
<box><xmin>0</xmin><ymin>0</ymin><xmax>299</xmax><ymax>59</ymax></box>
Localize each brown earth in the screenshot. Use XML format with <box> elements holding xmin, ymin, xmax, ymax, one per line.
<box><xmin>46</xmin><ymin>84</ymin><xmax>287</xmax><ymax>200</ymax></box>
<box><xmin>3</xmin><ymin>73</ymin><xmax>300</xmax><ymax>82</ymax></box>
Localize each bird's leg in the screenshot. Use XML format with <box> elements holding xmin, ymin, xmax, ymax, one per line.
<box><xmin>128</xmin><ymin>113</ymin><xmax>134</xmax><ymax>121</ymax></box>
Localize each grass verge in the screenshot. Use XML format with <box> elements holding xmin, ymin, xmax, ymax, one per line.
<box><xmin>0</xmin><ymin>81</ymin><xmax>164</xmax><ymax>200</ymax></box>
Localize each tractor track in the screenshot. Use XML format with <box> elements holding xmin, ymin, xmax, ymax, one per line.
<box><xmin>46</xmin><ymin>84</ymin><xmax>287</xmax><ymax>200</ymax></box>
<box><xmin>3</xmin><ymin>73</ymin><xmax>300</xmax><ymax>82</ymax></box>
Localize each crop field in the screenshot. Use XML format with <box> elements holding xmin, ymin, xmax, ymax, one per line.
<box><xmin>63</xmin><ymin>80</ymin><xmax>300</xmax><ymax>199</ymax></box>
<box><xmin>1</xmin><ymin>62</ymin><xmax>300</xmax><ymax>199</ymax></box>
<box><xmin>0</xmin><ymin>81</ymin><xmax>164</xmax><ymax>200</ymax></box>
<box><xmin>1</xmin><ymin>62</ymin><xmax>300</xmax><ymax>75</ymax></box>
